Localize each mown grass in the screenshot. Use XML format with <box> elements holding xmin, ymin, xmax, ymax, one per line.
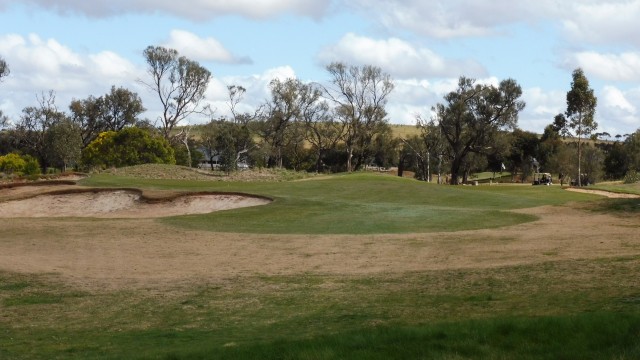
<box><xmin>82</xmin><ymin>172</ymin><xmax>598</xmax><ymax>234</ymax></box>
<box><xmin>3</xmin><ymin>169</ymin><xmax>637</xmax><ymax>359</ymax></box>
<box><xmin>2</xmin><ymin>256</ymin><xmax>640</xmax><ymax>359</ymax></box>
<box><xmin>593</xmin><ymin>181</ymin><xmax>640</xmax><ymax>195</ymax></box>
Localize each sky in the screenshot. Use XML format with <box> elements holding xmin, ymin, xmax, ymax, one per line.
<box><xmin>1</xmin><ymin>0</ymin><xmax>640</xmax><ymax>137</ymax></box>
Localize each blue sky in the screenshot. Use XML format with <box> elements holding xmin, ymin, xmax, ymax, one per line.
<box><xmin>1</xmin><ymin>0</ymin><xmax>640</xmax><ymax>137</ymax></box>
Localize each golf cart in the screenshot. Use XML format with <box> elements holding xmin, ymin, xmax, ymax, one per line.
<box><xmin>532</xmin><ymin>172</ymin><xmax>552</xmax><ymax>186</ymax></box>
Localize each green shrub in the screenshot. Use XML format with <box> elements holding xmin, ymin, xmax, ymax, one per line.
<box><xmin>22</xmin><ymin>155</ymin><xmax>41</xmax><ymax>176</ymax></box>
<box><xmin>623</xmin><ymin>169</ymin><xmax>639</xmax><ymax>184</ymax></box>
<box><xmin>82</xmin><ymin>127</ymin><xmax>176</xmax><ymax>168</ymax></box>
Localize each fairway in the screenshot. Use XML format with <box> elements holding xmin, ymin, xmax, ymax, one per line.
<box><xmin>1</xmin><ymin>170</ymin><xmax>639</xmax><ymax>359</ymax></box>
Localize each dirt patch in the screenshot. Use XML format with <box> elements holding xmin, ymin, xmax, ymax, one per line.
<box><xmin>0</xmin><ymin>184</ymin><xmax>638</xmax><ymax>291</ymax></box>
<box><xmin>0</xmin><ymin>184</ymin><xmax>271</xmax><ymax>218</ymax></box>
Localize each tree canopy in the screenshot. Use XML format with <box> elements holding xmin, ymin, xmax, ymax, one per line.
<box><xmin>141</xmin><ymin>46</ymin><xmax>211</xmax><ymax>141</ymax></box>
<box><xmin>0</xmin><ymin>56</ymin><xmax>8</xmax><ymax>82</ymax></box>
<box><xmin>434</xmin><ymin>77</ymin><xmax>525</xmax><ymax>184</ymax></box>
<box><xmin>323</xmin><ymin>62</ymin><xmax>394</xmax><ymax>172</ymax></box>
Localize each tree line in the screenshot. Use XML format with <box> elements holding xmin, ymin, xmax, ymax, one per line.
<box><xmin>0</xmin><ymin>50</ymin><xmax>639</xmax><ymax>184</ymax></box>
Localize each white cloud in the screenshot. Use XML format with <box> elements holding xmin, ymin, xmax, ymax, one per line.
<box><xmin>88</xmin><ymin>51</ymin><xmax>139</xmax><ymax>79</ymax></box>
<box><xmin>200</xmin><ymin>66</ymin><xmax>298</xmax><ymax>122</ymax></box>
<box><xmin>0</xmin><ymin>31</ymin><xmax>303</xmax><ymax>127</ymax></box>
<box><xmin>602</xmin><ymin>86</ymin><xmax>636</xmax><ymax>114</ymax></box>
<box><xmin>163</xmin><ymin>30</ymin><xmax>251</xmax><ymax>64</ymax></box>
<box><xmin>597</xmin><ymin>86</ymin><xmax>639</xmax><ymax>133</ymax></box>
<box><xmin>0</xmin><ymin>0</ymin><xmax>331</xmax><ymax>20</ymax></box>
<box><xmin>344</xmin><ymin>0</ymin><xmax>640</xmax><ymax>50</ymax></box>
<box><xmin>317</xmin><ymin>33</ymin><xmax>486</xmax><ymax>79</ymax></box>
<box><xmin>0</xmin><ymin>33</ymin><xmax>137</xmax><ymax>90</ymax></box>
<box><xmin>568</xmin><ymin>51</ymin><xmax>640</xmax><ymax>82</ymax></box>
<box><xmin>344</xmin><ymin>0</ymin><xmax>568</xmax><ymax>39</ymax></box>
<box><xmin>518</xmin><ymin>87</ymin><xmax>565</xmax><ymax>133</ymax></box>
<box><xmin>562</xmin><ymin>0</ymin><xmax>640</xmax><ymax>46</ymax></box>
<box><xmin>0</xmin><ymin>33</ymin><xmax>143</xmax><ymax>120</ymax></box>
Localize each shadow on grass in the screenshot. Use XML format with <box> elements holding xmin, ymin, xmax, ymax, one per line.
<box><xmin>4</xmin><ymin>312</ymin><xmax>636</xmax><ymax>360</ymax></box>
<box><xmin>592</xmin><ymin>198</ymin><xmax>640</xmax><ymax>215</ymax></box>
<box><xmin>183</xmin><ymin>312</ymin><xmax>640</xmax><ymax>360</ymax></box>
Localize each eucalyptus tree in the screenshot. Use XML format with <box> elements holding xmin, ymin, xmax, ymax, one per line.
<box><xmin>225</xmin><ymin>85</ymin><xmax>261</xmax><ymax>165</ymax></box>
<box><xmin>16</xmin><ymin>91</ymin><xmax>69</xmax><ymax>169</ymax></box>
<box><xmin>304</xmin><ymin>99</ymin><xmax>343</xmax><ymax>173</ymax></box>
<box><xmin>44</xmin><ymin>118</ymin><xmax>82</xmax><ymax>171</ymax></box>
<box><xmin>260</xmin><ymin>78</ymin><xmax>321</xmax><ymax>168</ymax></box>
<box><xmin>141</xmin><ymin>46</ymin><xmax>212</xmax><ymax>141</ymax></box>
<box><xmin>434</xmin><ymin>77</ymin><xmax>525</xmax><ymax>185</ymax></box>
<box><xmin>323</xmin><ymin>62</ymin><xmax>394</xmax><ymax>172</ymax></box>
<box><xmin>564</xmin><ymin>68</ymin><xmax>598</xmax><ymax>186</ymax></box>
<box><xmin>101</xmin><ymin>86</ymin><xmax>146</xmax><ymax>131</ymax></box>
<box><xmin>69</xmin><ymin>86</ymin><xmax>145</xmax><ymax>147</ymax></box>
<box><xmin>0</xmin><ymin>56</ymin><xmax>9</xmax><ymax>128</ymax></box>
<box><xmin>199</xmin><ymin>85</ymin><xmax>259</xmax><ymax>171</ymax></box>
<box><xmin>0</xmin><ymin>56</ymin><xmax>8</xmax><ymax>82</ymax></box>
<box><xmin>415</xmin><ymin>116</ymin><xmax>449</xmax><ymax>183</ymax></box>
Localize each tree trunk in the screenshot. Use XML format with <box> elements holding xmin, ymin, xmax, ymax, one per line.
<box><xmin>183</xmin><ymin>138</ymin><xmax>192</xmax><ymax>168</ymax></box>
<box><xmin>577</xmin><ymin>135</ymin><xmax>582</xmax><ymax>187</ymax></box>
<box><xmin>426</xmin><ymin>151</ymin><xmax>431</xmax><ymax>182</ymax></box>
<box><xmin>450</xmin><ymin>156</ymin><xmax>463</xmax><ymax>185</ymax></box>
<box><xmin>347</xmin><ymin>147</ymin><xmax>353</xmax><ymax>172</ymax></box>
<box><xmin>437</xmin><ymin>155</ymin><xmax>443</xmax><ymax>184</ymax></box>
<box><xmin>577</xmin><ymin>115</ymin><xmax>583</xmax><ymax>187</ymax></box>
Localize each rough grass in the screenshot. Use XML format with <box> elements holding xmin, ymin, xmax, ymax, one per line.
<box><xmin>2</xmin><ymin>256</ymin><xmax>640</xmax><ymax>359</ymax></box>
<box><xmin>99</xmin><ymin>164</ymin><xmax>313</xmax><ymax>182</ymax></box>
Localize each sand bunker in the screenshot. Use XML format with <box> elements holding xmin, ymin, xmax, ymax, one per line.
<box><xmin>0</xmin><ymin>188</ymin><xmax>271</xmax><ymax>218</ymax></box>
<box><xmin>565</xmin><ymin>187</ymin><xmax>640</xmax><ymax>198</ymax></box>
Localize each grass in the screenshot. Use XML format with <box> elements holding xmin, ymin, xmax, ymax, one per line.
<box><xmin>2</xmin><ymin>166</ymin><xmax>638</xmax><ymax>359</ymax></box>
<box><xmin>593</xmin><ymin>181</ymin><xmax>640</xmax><ymax>195</ymax></box>
<box><xmin>587</xmin><ymin>182</ymin><xmax>640</xmax><ymax>215</ymax></box>
<box><xmin>2</xmin><ymin>256</ymin><xmax>640</xmax><ymax>359</ymax></box>
<box><xmin>82</xmin><ymin>171</ymin><xmax>598</xmax><ymax>234</ymax></box>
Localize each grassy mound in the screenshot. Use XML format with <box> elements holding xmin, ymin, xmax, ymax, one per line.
<box><xmin>100</xmin><ymin>163</ymin><xmax>312</xmax><ymax>182</ymax></box>
<box><xmin>82</xmin><ymin>171</ymin><xmax>600</xmax><ymax>234</ymax></box>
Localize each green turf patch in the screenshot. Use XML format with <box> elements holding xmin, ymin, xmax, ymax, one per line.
<box><xmin>592</xmin><ymin>182</ymin><xmax>640</xmax><ymax>195</ymax></box>
<box><xmin>82</xmin><ymin>172</ymin><xmax>598</xmax><ymax>234</ymax></box>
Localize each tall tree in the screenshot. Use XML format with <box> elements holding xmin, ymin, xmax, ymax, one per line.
<box><xmin>304</xmin><ymin>100</ymin><xmax>343</xmax><ymax>173</ymax></box>
<box><xmin>415</xmin><ymin>116</ymin><xmax>448</xmax><ymax>183</ymax></box>
<box><xmin>16</xmin><ymin>91</ymin><xmax>68</xmax><ymax>169</ymax></box>
<box><xmin>564</xmin><ymin>68</ymin><xmax>598</xmax><ymax>186</ymax></box>
<box><xmin>261</xmin><ymin>78</ymin><xmax>320</xmax><ymax>168</ymax></box>
<box><xmin>323</xmin><ymin>62</ymin><xmax>394</xmax><ymax>172</ymax></box>
<box><xmin>0</xmin><ymin>56</ymin><xmax>9</xmax><ymax>128</ymax></box>
<box><xmin>225</xmin><ymin>85</ymin><xmax>259</xmax><ymax>168</ymax></box>
<box><xmin>507</xmin><ymin>129</ymin><xmax>541</xmax><ymax>183</ymax></box>
<box><xmin>141</xmin><ymin>46</ymin><xmax>211</xmax><ymax>141</ymax></box>
<box><xmin>69</xmin><ymin>95</ymin><xmax>103</xmax><ymax>147</ymax></box>
<box><xmin>435</xmin><ymin>77</ymin><xmax>525</xmax><ymax>185</ymax></box>
<box><xmin>69</xmin><ymin>86</ymin><xmax>145</xmax><ymax>147</ymax></box>
<box><xmin>44</xmin><ymin>118</ymin><xmax>82</xmax><ymax>171</ymax></box>
<box><xmin>101</xmin><ymin>86</ymin><xmax>146</xmax><ymax>131</ymax></box>
<box><xmin>0</xmin><ymin>56</ymin><xmax>8</xmax><ymax>82</ymax></box>
<box><xmin>551</xmin><ymin>113</ymin><xmax>570</xmax><ymax>139</ymax></box>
